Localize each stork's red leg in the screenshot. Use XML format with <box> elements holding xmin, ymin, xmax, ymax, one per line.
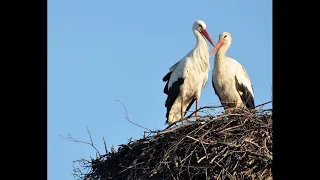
<box><xmin>181</xmin><ymin>97</ymin><xmax>184</xmax><ymax>125</ymax></box>
<box><xmin>196</xmin><ymin>99</ymin><xmax>199</xmax><ymax>120</ymax></box>
<box><xmin>195</xmin><ymin>99</ymin><xmax>203</xmax><ymax>125</ymax></box>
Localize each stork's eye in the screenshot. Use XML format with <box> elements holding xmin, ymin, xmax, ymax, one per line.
<box><xmin>224</xmin><ymin>35</ymin><xmax>227</xmax><ymax>38</ymax></box>
<box><xmin>198</xmin><ymin>24</ymin><xmax>203</xmax><ymax>29</ymax></box>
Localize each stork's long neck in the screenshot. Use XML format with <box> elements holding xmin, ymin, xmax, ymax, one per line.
<box><xmin>194</xmin><ymin>31</ymin><xmax>208</xmax><ymax>50</ymax></box>
<box><xmin>192</xmin><ymin>30</ymin><xmax>209</xmax><ymax>60</ymax></box>
<box><xmin>214</xmin><ymin>42</ymin><xmax>229</xmax><ymax>72</ymax></box>
<box><xmin>191</xmin><ymin>30</ymin><xmax>210</xmax><ymax>71</ymax></box>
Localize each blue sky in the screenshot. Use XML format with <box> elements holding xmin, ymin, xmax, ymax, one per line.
<box><xmin>48</xmin><ymin>0</ymin><xmax>272</xmax><ymax>179</ymax></box>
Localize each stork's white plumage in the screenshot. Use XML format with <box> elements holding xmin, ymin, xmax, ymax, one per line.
<box><xmin>210</xmin><ymin>32</ymin><xmax>255</xmax><ymax>109</ymax></box>
<box><xmin>163</xmin><ymin>20</ymin><xmax>215</xmax><ymax>125</ymax></box>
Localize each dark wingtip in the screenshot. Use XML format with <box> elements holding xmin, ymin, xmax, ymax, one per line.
<box><xmin>246</xmin><ymin>94</ymin><xmax>255</xmax><ymax>109</ymax></box>
<box><xmin>164</xmin><ymin>77</ymin><xmax>184</xmax><ymax>124</ymax></box>
<box><xmin>162</xmin><ymin>72</ymin><xmax>172</xmax><ymax>82</ymax></box>
<box><xmin>235</xmin><ymin>76</ymin><xmax>255</xmax><ymax>109</ymax></box>
<box><xmin>163</xmin><ymin>82</ymin><xmax>169</xmax><ymax>94</ymax></box>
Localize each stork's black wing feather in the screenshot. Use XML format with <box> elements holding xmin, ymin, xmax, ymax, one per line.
<box><xmin>163</xmin><ymin>72</ymin><xmax>172</xmax><ymax>82</ymax></box>
<box><xmin>162</xmin><ymin>72</ymin><xmax>172</xmax><ymax>95</ymax></box>
<box><xmin>235</xmin><ymin>76</ymin><xmax>255</xmax><ymax>109</ymax></box>
<box><xmin>164</xmin><ymin>77</ymin><xmax>184</xmax><ymax>120</ymax></box>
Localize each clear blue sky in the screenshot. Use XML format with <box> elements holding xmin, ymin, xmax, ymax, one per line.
<box><xmin>48</xmin><ymin>0</ymin><xmax>272</xmax><ymax>179</ymax></box>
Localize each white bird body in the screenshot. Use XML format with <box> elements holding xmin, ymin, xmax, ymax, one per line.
<box><xmin>167</xmin><ymin>45</ymin><xmax>209</xmax><ymax>123</ymax></box>
<box><xmin>211</xmin><ymin>32</ymin><xmax>255</xmax><ymax>109</ymax></box>
<box><xmin>163</xmin><ymin>20</ymin><xmax>215</xmax><ymax>125</ymax></box>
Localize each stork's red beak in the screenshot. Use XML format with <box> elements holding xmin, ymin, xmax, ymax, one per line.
<box><xmin>209</xmin><ymin>39</ymin><xmax>223</xmax><ymax>56</ymax></box>
<box><xmin>202</xmin><ymin>29</ymin><xmax>215</xmax><ymax>47</ymax></box>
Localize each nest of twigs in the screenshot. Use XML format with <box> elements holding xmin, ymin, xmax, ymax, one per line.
<box><xmin>74</xmin><ymin>106</ymin><xmax>272</xmax><ymax>180</ymax></box>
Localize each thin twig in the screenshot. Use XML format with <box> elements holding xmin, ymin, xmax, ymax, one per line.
<box><xmin>157</xmin><ymin>123</ymin><xmax>193</xmax><ymax>135</ymax></box>
<box><xmin>59</xmin><ymin>128</ymin><xmax>101</xmax><ymax>156</ymax></box>
<box><xmin>115</xmin><ymin>100</ymin><xmax>155</xmax><ymax>132</ymax></box>
<box><xmin>186</xmin><ymin>105</ymin><xmax>224</xmax><ymax>118</ymax></box>
<box><xmin>255</xmin><ymin>101</ymin><xmax>272</xmax><ymax>108</ymax></box>
<box><xmin>103</xmin><ymin>137</ymin><xmax>108</xmax><ymax>154</ymax></box>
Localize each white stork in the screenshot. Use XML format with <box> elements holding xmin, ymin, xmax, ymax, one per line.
<box><xmin>163</xmin><ymin>20</ymin><xmax>215</xmax><ymax>125</ymax></box>
<box><xmin>210</xmin><ymin>32</ymin><xmax>255</xmax><ymax>110</ymax></box>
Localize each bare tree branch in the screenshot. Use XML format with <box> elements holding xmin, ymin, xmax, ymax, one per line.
<box><xmin>115</xmin><ymin>100</ymin><xmax>155</xmax><ymax>132</ymax></box>
<box><xmin>59</xmin><ymin>127</ymin><xmax>101</xmax><ymax>156</ymax></box>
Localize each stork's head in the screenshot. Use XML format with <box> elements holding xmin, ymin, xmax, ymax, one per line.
<box><xmin>210</xmin><ymin>32</ymin><xmax>232</xmax><ymax>56</ymax></box>
<box><xmin>192</xmin><ymin>20</ymin><xmax>215</xmax><ymax>47</ymax></box>
<box><xmin>218</xmin><ymin>32</ymin><xmax>232</xmax><ymax>45</ymax></box>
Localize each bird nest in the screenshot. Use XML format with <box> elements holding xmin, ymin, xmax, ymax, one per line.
<box><xmin>72</xmin><ymin>106</ymin><xmax>272</xmax><ymax>180</ymax></box>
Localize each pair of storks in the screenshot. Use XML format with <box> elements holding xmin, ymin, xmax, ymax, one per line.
<box><xmin>163</xmin><ymin>20</ymin><xmax>255</xmax><ymax>125</ymax></box>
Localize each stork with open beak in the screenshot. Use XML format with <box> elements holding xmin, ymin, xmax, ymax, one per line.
<box><xmin>163</xmin><ymin>20</ymin><xmax>215</xmax><ymax>125</ymax></box>
<box><xmin>210</xmin><ymin>32</ymin><xmax>255</xmax><ymax>110</ymax></box>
